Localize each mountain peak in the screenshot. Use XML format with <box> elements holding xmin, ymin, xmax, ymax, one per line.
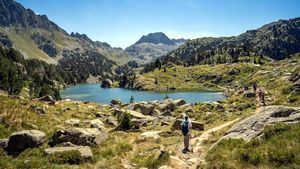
<box><xmin>135</xmin><ymin>32</ymin><xmax>174</xmax><ymax>45</ymax></box>
<box><xmin>0</xmin><ymin>0</ymin><xmax>60</xmax><ymax>31</ymax></box>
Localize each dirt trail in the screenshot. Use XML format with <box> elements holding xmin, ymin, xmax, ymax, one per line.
<box><xmin>170</xmin><ymin>118</ymin><xmax>241</xmax><ymax>169</ymax></box>
<box><xmin>121</xmin><ymin>118</ymin><xmax>241</xmax><ymax>169</ymax></box>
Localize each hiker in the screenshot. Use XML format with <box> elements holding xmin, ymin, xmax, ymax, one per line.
<box><xmin>253</xmin><ymin>82</ymin><xmax>257</xmax><ymax>92</ymax></box>
<box><xmin>181</xmin><ymin>116</ymin><xmax>192</xmax><ymax>153</ymax></box>
<box><xmin>257</xmin><ymin>89</ymin><xmax>266</xmax><ymax>106</ymax></box>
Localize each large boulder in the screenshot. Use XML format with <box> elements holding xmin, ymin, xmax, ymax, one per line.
<box><xmin>131</xmin><ymin>119</ymin><xmax>148</xmax><ymax>128</ymax></box>
<box><xmin>159</xmin><ymin>99</ymin><xmax>176</xmax><ymax>111</ymax></box>
<box><xmin>152</xmin><ymin>109</ymin><xmax>161</xmax><ymax>116</ymax></box>
<box><xmin>171</xmin><ymin>119</ymin><xmax>204</xmax><ymax>131</ymax></box>
<box><xmin>90</xmin><ymin>119</ymin><xmax>106</xmax><ymax>131</ymax></box>
<box><xmin>110</xmin><ymin>99</ymin><xmax>122</xmax><ymax>106</ymax></box>
<box><xmin>114</xmin><ymin>108</ymin><xmax>154</xmax><ymax>121</ymax></box>
<box><xmin>161</xmin><ymin>110</ymin><xmax>172</xmax><ymax>117</ymax></box>
<box><xmin>6</xmin><ymin>130</ymin><xmax>46</xmax><ymax>154</ymax></box>
<box><xmin>45</xmin><ymin>146</ymin><xmax>93</xmax><ymax>160</ymax></box>
<box><xmin>100</xmin><ymin>79</ymin><xmax>112</xmax><ymax>88</ymax></box>
<box><xmin>173</xmin><ymin>99</ymin><xmax>186</xmax><ymax>106</ymax></box>
<box><xmin>127</xmin><ymin>110</ymin><xmax>154</xmax><ymax>121</ymax></box>
<box><xmin>222</xmin><ymin>106</ymin><xmax>300</xmax><ymax>140</ymax></box>
<box><xmin>136</xmin><ymin>103</ymin><xmax>155</xmax><ymax>115</ymax></box>
<box><xmin>49</xmin><ymin>128</ymin><xmax>108</xmax><ymax>147</ymax></box>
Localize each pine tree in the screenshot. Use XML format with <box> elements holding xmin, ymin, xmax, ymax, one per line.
<box><xmin>129</xmin><ymin>95</ymin><xmax>134</xmax><ymax>103</ymax></box>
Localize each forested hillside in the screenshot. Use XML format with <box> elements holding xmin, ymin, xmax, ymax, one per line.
<box><xmin>0</xmin><ymin>46</ymin><xmax>117</xmax><ymax>99</ymax></box>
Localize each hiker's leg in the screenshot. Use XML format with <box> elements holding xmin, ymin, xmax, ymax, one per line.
<box><xmin>184</xmin><ymin>135</ymin><xmax>188</xmax><ymax>149</ymax></box>
<box><xmin>187</xmin><ymin>133</ymin><xmax>190</xmax><ymax>150</ymax></box>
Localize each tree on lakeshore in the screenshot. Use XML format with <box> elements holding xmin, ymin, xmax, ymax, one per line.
<box><xmin>130</xmin><ymin>95</ymin><xmax>134</xmax><ymax>103</ymax></box>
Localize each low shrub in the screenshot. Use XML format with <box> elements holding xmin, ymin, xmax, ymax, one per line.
<box><xmin>117</xmin><ymin>112</ymin><xmax>132</xmax><ymax>131</ymax></box>
<box><xmin>48</xmin><ymin>150</ymin><xmax>84</xmax><ymax>165</ymax></box>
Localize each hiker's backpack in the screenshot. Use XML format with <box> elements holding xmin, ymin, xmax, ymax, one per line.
<box><xmin>181</xmin><ymin>121</ymin><xmax>189</xmax><ymax>136</ymax></box>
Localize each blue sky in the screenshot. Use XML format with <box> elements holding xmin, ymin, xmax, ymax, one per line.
<box><xmin>17</xmin><ymin>0</ymin><xmax>300</xmax><ymax>48</ymax></box>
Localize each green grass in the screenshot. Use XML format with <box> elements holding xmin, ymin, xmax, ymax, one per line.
<box><xmin>131</xmin><ymin>150</ymin><xmax>170</xmax><ymax>169</ymax></box>
<box><xmin>0</xmin><ymin>27</ymin><xmax>56</xmax><ymax>64</ymax></box>
<box><xmin>0</xmin><ymin>26</ymin><xmax>132</xmax><ymax>65</ymax></box>
<box><xmin>141</xmin><ymin>54</ymin><xmax>300</xmax><ymax>106</ymax></box>
<box><xmin>205</xmin><ymin>123</ymin><xmax>300</xmax><ymax>169</ymax></box>
<box><xmin>48</xmin><ymin>150</ymin><xmax>84</xmax><ymax>165</ymax></box>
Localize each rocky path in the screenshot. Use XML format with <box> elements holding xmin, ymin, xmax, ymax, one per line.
<box><xmin>169</xmin><ymin>118</ymin><xmax>241</xmax><ymax>169</ymax></box>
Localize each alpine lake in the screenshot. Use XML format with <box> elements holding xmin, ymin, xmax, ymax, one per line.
<box><xmin>60</xmin><ymin>83</ymin><xmax>225</xmax><ymax>104</ymax></box>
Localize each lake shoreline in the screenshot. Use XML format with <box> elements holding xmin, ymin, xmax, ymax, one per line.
<box><xmin>60</xmin><ymin>84</ymin><xmax>225</xmax><ymax>104</ymax></box>
<box><xmin>61</xmin><ymin>82</ymin><xmax>225</xmax><ymax>93</ymax></box>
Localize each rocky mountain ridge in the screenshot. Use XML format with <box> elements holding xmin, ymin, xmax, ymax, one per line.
<box><xmin>0</xmin><ymin>0</ymin><xmax>131</xmax><ymax>65</ymax></box>
<box><xmin>135</xmin><ymin>32</ymin><xmax>184</xmax><ymax>46</ymax></box>
<box><xmin>0</xmin><ymin>0</ymin><xmax>60</xmax><ymax>31</ymax></box>
<box><xmin>126</xmin><ymin>32</ymin><xmax>186</xmax><ymax>63</ymax></box>
<box><xmin>144</xmin><ymin>17</ymin><xmax>300</xmax><ymax>72</ymax></box>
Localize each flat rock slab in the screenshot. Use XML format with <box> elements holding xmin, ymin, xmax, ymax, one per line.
<box><xmin>45</xmin><ymin>146</ymin><xmax>93</xmax><ymax>160</ymax></box>
<box><xmin>124</xmin><ymin>109</ymin><xmax>154</xmax><ymax>121</ymax></box>
<box><xmin>113</xmin><ymin>108</ymin><xmax>154</xmax><ymax>121</ymax></box>
<box><xmin>139</xmin><ymin>131</ymin><xmax>161</xmax><ymax>142</ymax></box>
<box><xmin>222</xmin><ymin>106</ymin><xmax>300</xmax><ymax>140</ymax></box>
<box><xmin>169</xmin><ymin>156</ymin><xmax>189</xmax><ymax>169</ymax></box>
<box><xmin>65</xmin><ymin>118</ymin><xmax>80</xmax><ymax>126</ymax></box>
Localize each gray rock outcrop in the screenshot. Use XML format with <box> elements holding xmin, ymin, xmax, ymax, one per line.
<box><xmin>101</xmin><ymin>79</ymin><xmax>112</xmax><ymax>88</ymax></box>
<box><xmin>6</xmin><ymin>130</ymin><xmax>46</xmax><ymax>154</ymax></box>
<box><xmin>49</xmin><ymin>128</ymin><xmax>108</xmax><ymax>147</ymax></box>
<box><xmin>159</xmin><ymin>99</ymin><xmax>176</xmax><ymax>111</ymax></box>
<box><xmin>222</xmin><ymin>106</ymin><xmax>300</xmax><ymax>140</ymax></box>
<box><xmin>65</xmin><ymin>119</ymin><xmax>80</xmax><ymax>126</ymax></box>
<box><xmin>111</xmin><ymin>99</ymin><xmax>122</xmax><ymax>106</ymax></box>
<box><xmin>135</xmin><ymin>103</ymin><xmax>155</xmax><ymax>115</ymax></box>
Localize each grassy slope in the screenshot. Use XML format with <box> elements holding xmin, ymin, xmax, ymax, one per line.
<box><xmin>0</xmin><ymin>55</ymin><xmax>299</xmax><ymax>168</ymax></box>
<box><xmin>0</xmin><ymin>27</ymin><xmax>56</xmax><ymax>64</ymax></box>
<box><xmin>204</xmin><ymin>123</ymin><xmax>300</xmax><ymax>169</ymax></box>
<box><xmin>0</xmin><ymin>26</ymin><xmax>132</xmax><ymax>65</ymax></box>
<box><xmin>98</xmin><ymin>48</ymin><xmax>133</xmax><ymax>65</ymax></box>
<box><xmin>141</xmin><ymin>55</ymin><xmax>300</xmax><ymax>106</ymax></box>
<box><xmin>0</xmin><ymin>94</ymin><xmax>189</xmax><ymax>168</ymax></box>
